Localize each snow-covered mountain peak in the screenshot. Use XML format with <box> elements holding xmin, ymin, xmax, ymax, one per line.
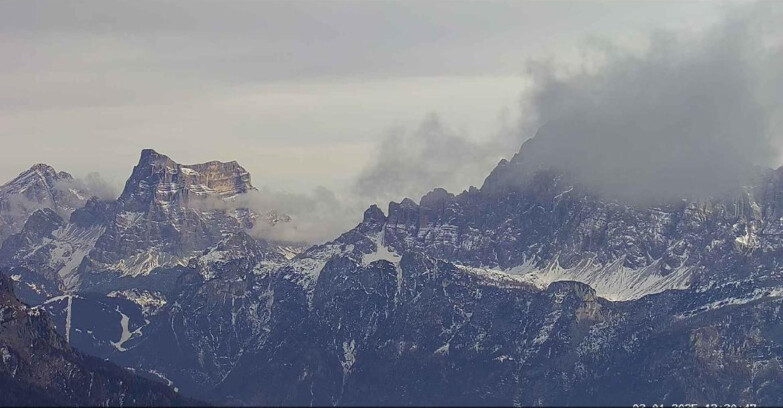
<box><xmin>1</xmin><ymin>163</ymin><xmax>74</xmax><ymax>196</ymax></box>
<box><xmin>0</xmin><ymin>164</ymin><xmax>87</xmax><ymax>242</ymax></box>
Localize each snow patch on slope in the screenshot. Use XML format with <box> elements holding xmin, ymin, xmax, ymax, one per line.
<box><xmin>456</xmin><ymin>264</ymin><xmax>545</xmax><ymax>290</ymax></box>
<box><xmin>42</xmin><ymin>295</ymin><xmax>76</xmax><ymax>343</ymax></box>
<box><xmin>65</xmin><ymin>295</ymin><xmax>72</xmax><ymax>343</ymax></box>
<box><xmin>110</xmin><ymin>306</ymin><xmax>145</xmax><ymax>352</ymax></box>
<box><xmin>362</xmin><ymin>232</ymin><xmax>400</xmax><ymax>266</ymax></box>
<box><xmin>507</xmin><ymin>256</ymin><xmax>694</xmax><ymax>301</ymax></box>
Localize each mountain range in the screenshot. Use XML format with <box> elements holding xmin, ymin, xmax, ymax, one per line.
<box><xmin>3</xmin><ymin>136</ymin><xmax>783</xmax><ymax>406</ymax></box>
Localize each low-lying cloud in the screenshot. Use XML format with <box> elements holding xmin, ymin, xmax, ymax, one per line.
<box><xmin>187</xmin><ymin>187</ymin><xmax>367</xmax><ymax>244</ymax></box>
<box><xmin>59</xmin><ymin>172</ymin><xmax>120</xmax><ymax>201</ymax></box>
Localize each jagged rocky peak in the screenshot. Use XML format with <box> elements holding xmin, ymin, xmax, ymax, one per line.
<box><xmin>0</xmin><ymin>163</ymin><xmax>77</xmax><ymax>200</ymax></box>
<box><xmin>419</xmin><ymin>187</ymin><xmax>454</xmax><ymax>209</ymax></box>
<box><xmin>0</xmin><ymin>163</ymin><xmax>87</xmax><ymax>241</ymax></box>
<box><xmin>362</xmin><ymin>204</ymin><xmax>387</xmax><ymax>227</ymax></box>
<box><xmin>119</xmin><ymin>149</ymin><xmax>255</xmax><ymax>210</ymax></box>
<box><xmin>68</xmin><ymin>196</ymin><xmax>118</xmax><ymax>228</ymax></box>
<box><xmin>387</xmin><ymin>197</ymin><xmax>420</xmax><ymax>226</ymax></box>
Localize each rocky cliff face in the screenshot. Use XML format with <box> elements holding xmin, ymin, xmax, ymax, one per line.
<box><xmin>377</xmin><ymin>159</ymin><xmax>783</xmax><ymax>302</ymax></box>
<box><xmin>0</xmin><ymin>208</ymin><xmax>70</xmax><ymax>303</ymax></box>
<box><xmin>78</xmin><ymin>149</ymin><xmax>264</xmax><ymax>293</ymax></box>
<box><xmin>118</xmin><ymin>148</ymin><xmax>253</xmax><ymax>212</ymax></box>
<box><xmin>107</xmin><ymin>232</ymin><xmax>286</xmax><ymax>397</ymax></box>
<box><xmin>0</xmin><ymin>272</ymin><xmax>195</xmax><ymax>406</ymax></box>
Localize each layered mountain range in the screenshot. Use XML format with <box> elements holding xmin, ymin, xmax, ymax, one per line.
<box><xmin>1</xmin><ymin>149</ymin><xmax>295</xmax><ymax>301</ymax></box>
<box><xmin>3</xmin><ymin>138</ymin><xmax>783</xmax><ymax>406</ymax></box>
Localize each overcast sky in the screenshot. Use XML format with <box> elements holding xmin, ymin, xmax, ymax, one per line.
<box><xmin>0</xmin><ymin>0</ymin><xmax>738</xmax><ymax>196</ymax></box>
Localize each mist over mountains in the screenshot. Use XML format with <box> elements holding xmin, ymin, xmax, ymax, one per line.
<box><xmin>5</xmin><ymin>3</ymin><xmax>781</xmax><ymax>246</ymax></box>
<box><xmin>181</xmin><ymin>2</ymin><xmax>783</xmax><ymax>241</ymax></box>
<box><xmin>4</xmin><ymin>2</ymin><xmax>783</xmax><ymax>407</ymax></box>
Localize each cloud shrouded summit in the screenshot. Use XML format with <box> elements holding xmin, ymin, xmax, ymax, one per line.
<box><xmin>512</xmin><ymin>4</ymin><xmax>783</xmax><ymax>203</ymax></box>
<box><xmin>353</xmin><ymin>3</ymin><xmax>783</xmax><ymax>207</ymax></box>
<box><xmin>353</xmin><ymin>113</ymin><xmax>518</xmax><ymax>204</ymax></box>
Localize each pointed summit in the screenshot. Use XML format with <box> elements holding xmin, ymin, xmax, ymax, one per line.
<box><xmin>0</xmin><ymin>163</ymin><xmax>85</xmax><ymax>241</ymax></box>
<box><xmin>139</xmin><ymin>148</ymin><xmax>162</xmax><ymax>160</ymax></box>
<box><xmin>2</xmin><ymin>163</ymin><xmax>73</xmax><ymax>193</ymax></box>
<box><xmin>362</xmin><ymin>204</ymin><xmax>386</xmax><ymax>225</ymax></box>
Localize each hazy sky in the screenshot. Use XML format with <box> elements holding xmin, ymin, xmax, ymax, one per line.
<box><xmin>0</xmin><ymin>0</ymin><xmax>734</xmax><ymax>195</ymax></box>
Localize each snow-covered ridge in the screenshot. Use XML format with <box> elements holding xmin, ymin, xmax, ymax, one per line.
<box><xmin>0</xmin><ymin>163</ymin><xmax>87</xmax><ymax>241</ymax></box>
<box><xmin>281</xmin><ymin>216</ymin><xmax>691</xmax><ymax>303</ymax></box>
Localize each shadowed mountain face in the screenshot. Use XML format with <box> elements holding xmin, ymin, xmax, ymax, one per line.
<box><xmin>4</xmin><ymin>138</ymin><xmax>783</xmax><ymax>406</ymax></box>
<box><xmin>0</xmin><ymin>272</ymin><xmax>196</xmax><ymax>406</ymax></box>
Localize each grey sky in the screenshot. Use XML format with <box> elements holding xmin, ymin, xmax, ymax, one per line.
<box><xmin>1</xmin><ymin>0</ymin><xmax>732</xmax><ymax>196</ymax></box>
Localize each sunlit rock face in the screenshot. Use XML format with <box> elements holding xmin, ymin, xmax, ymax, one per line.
<box><xmin>119</xmin><ymin>149</ymin><xmax>254</xmax><ymax>212</ymax></box>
